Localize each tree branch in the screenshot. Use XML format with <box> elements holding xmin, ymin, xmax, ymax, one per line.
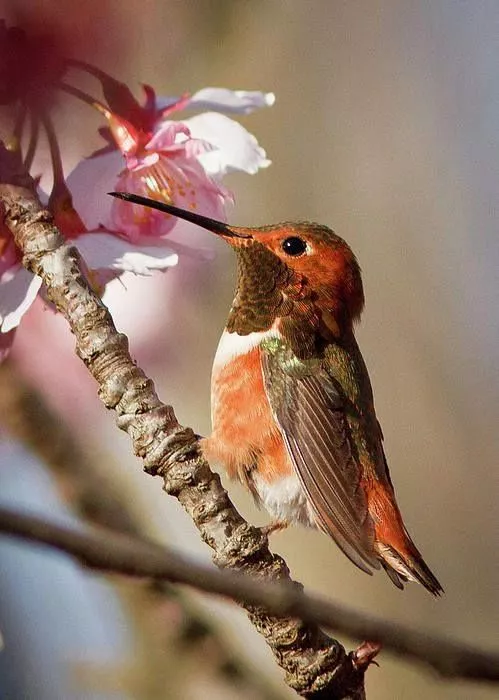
<box><xmin>0</xmin><ymin>144</ymin><xmax>364</xmax><ymax>699</ymax></box>
<box><xmin>1</xmin><ymin>506</ymin><xmax>498</xmax><ymax>685</ymax></box>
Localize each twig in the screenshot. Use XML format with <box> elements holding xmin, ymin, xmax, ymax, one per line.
<box><xmin>0</xmin><ymin>507</ymin><xmax>498</xmax><ymax>684</ymax></box>
<box><xmin>0</xmin><ymin>144</ymin><xmax>364</xmax><ymax>699</ymax></box>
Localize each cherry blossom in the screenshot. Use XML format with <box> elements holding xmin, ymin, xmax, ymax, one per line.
<box><xmin>68</xmin><ymin>86</ymin><xmax>274</xmax><ymax>243</ymax></box>
<box><xmin>0</xmin><ymin>22</ymin><xmax>275</xmax><ymax>359</ymax></box>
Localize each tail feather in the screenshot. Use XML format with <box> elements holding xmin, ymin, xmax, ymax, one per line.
<box><xmin>380</xmin><ymin>560</ymin><xmax>405</xmax><ymax>590</ymax></box>
<box><xmin>377</xmin><ymin>541</ymin><xmax>443</xmax><ymax>596</ymax></box>
<box><xmin>368</xmin><ymin>480</ymin><xmax>443</xmax><ymax>595</ymax></box>
<box><xmin>405</xmin><ymin>549</ymin><xmax>443</xmax><ymax>596</ymax></box>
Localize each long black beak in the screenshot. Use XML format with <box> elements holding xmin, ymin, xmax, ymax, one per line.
<box><xmin>108</xmin><ymin>192</ymin><xmax>250</xmax><ymax>239</ymax></box>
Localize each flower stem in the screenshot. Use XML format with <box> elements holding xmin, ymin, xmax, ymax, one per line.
<box><xmin>12</xmin><ymin>104</ymin><xmax>27</xmax><ymax>148</ymax></box>
<box><xmin>57</xmin><ymin>81</ymin><xmax>108</xmax><ymax>114</ymax></box>
<box><xmin>65</xmin><ymin>57</ymin><xmax>112</xmax><ymax>83</ymax></box>
<box><xmin>23</xmin><ymin>112</ymin><xmax>39</xmax><ymax>171</ymax></box>
<box><xmin>40</xmin><ymin>111</ymin><xmax>65</xmax><ymax>192</ymax></box>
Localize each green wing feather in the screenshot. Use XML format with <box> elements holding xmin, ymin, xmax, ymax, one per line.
<box><xmin>261</xmin><ymin>336</ymin><xmax>379</xmax><ymax>574</ymax></box>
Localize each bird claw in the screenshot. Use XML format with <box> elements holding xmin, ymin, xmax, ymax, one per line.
<box><xmin>260</xmin><ymin>521</ymin><xmax>288</xmax><ymax>537</ymax></box>
<box><xmin>351</xmin><ymin>640</ymin><xmax>382</xmax><ymax>671</ymax></box>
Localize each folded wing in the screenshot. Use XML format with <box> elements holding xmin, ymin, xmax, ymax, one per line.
<box><xmin>261</xmin><ymin>345</ymin><xmax>379</xmax><ymax>573</ymax></box>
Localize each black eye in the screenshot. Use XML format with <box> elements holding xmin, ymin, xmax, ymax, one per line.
<box><xmin>281</xmin><ymin>236</ymin><xmax>307</xmax><ymax>256</ymax></box>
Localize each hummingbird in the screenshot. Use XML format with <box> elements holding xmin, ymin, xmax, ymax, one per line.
<box><xmin>110</xmin><ymin>191</ymin><xmax>443</xmax><ymax>595</ymax></box>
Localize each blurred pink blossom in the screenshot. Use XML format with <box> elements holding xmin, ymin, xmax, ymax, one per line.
<box><xmin>0</xmin><ymin>226</ymin><xmax>42</xmax><ymax>339</ymax></box>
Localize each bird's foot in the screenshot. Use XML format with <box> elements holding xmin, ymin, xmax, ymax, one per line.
<box><xmin>351</xmin><ymin>640</ymin><xmax>382</xmax><ymax>671</ymax></box>
<box><xmin>260</xmin><ymin>520</ymin><xmax>288</xmax><ymax>537</ymax></box>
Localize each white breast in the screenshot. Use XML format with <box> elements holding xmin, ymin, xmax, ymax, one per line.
<box><xmin>212</xmin><ymin>328</ymin><xmax>279</xmax><ymax>369</ymax></box>
<box><xmin>251</xmin><ymin>472</ymin><xmax>316</xmax><ymax>527</ymax></box>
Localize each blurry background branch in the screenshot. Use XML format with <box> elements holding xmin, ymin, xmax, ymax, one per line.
<box><xmin>0</xmin><ymin>144</ymin><xmax>366</xmax><ymax>699</ymax></box>
<box><xmin>0</xmin><ymin>360</ymin><xmax>286</xmax><ymax>700</ymax></box>
<box><xmin>1</xmin><ymin>505</ymin><xmax>498</xmax><ymax>685</ymax></box>
<box><xmin>0</xmin><ymin>360</ymin><xmax>139</xmax><ymax>533</ymax></box>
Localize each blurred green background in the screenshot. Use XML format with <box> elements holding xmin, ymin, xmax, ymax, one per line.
<box><xmin>0</xmin><ymin>2</ymin><xmax>498</xmax><ymax>699</ymax></box>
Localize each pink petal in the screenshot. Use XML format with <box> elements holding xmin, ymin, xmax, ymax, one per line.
<box><xmin>67</xmin><ymin>151</ymin><xmax>124</xmax><ymax>230</ymax></box>
<box><xmin>0</xmin><ymin>232</ymin><xmax>21</xmax><ymax>273</ymax></box>
<box><xmin>186</xmin><ymin>88</ymin><xmax>275</xmax><ymax>114</ymax></box>
<box><xmin>147</xmin><ymin>122</ymin><xmax>191</xmax><ymax>151</ymax></box>
<box><xmin>0</xmin><ymin>266</ymin><xmax>42</xmax><ymax>332</ymax></box>
<box><xmin>184</xmin><ymin>112</ymin><xmax>271</xmax><ymax>176</ymax></box>
<box><xmin>0</xmin><ymin>329</ymin><xmax>15</xmax><ymax>362</ymax></box>
<box><xmin>74</xmin><ymin>233</ymin><xmax>178</xmax><ymax>275</ymax></box>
